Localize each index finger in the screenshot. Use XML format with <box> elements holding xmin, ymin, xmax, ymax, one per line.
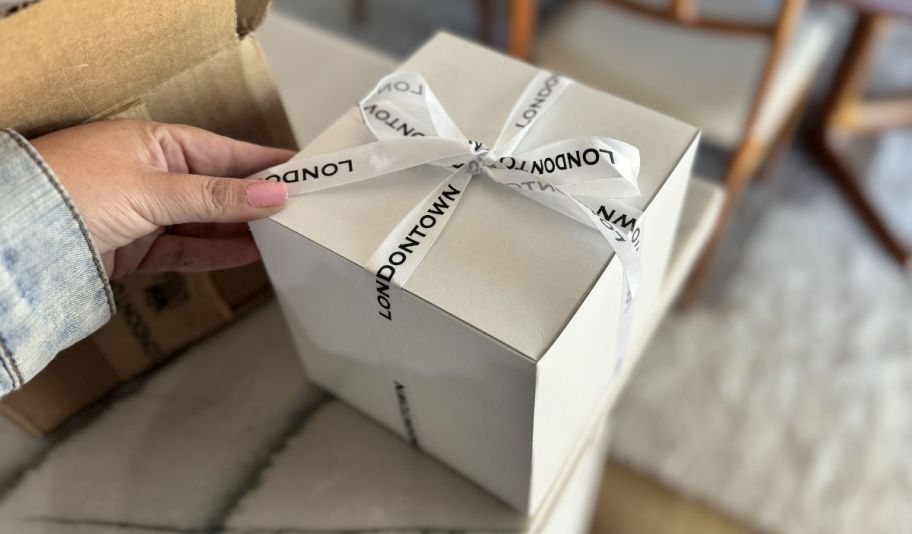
<box><xmin>155</xmin><ymin>123</ymin><xmax>295</xmax><ymax>178</ymax></box>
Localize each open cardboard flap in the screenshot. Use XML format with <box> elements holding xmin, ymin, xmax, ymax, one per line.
<box><xmin>0</xmin><ymin>0</ymin><xmax>273</xmax><ymax>137</ymax></box>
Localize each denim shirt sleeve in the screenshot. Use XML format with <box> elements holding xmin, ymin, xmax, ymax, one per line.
<box><xmin>0</xmin><ymin>129</ymin><xmax>115</xmax><ymax>396</ymax></box>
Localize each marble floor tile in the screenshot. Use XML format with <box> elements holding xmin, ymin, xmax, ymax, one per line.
<box><xmin>0</xmin><ymin>302</ymin><xmax>322</xmax><ymax>532</ymax></box>
<box><xmin>0</xmin><ymin>417</ymin><xmax>48</xmax><ymax>493</ymax></box>
<box><xmin>226</xmin><ymin>400</ymin><xmax>525</xmax><ymax>533</ymax></box>
<box><xmin>0</xmin><ymin>519</ymin><xmax>152</xmax><ymax>533</ymax></box>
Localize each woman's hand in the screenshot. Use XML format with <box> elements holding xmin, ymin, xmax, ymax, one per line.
<box><xmin>31</xmin><ymin>119</ymin><xmax>292</xmax><ymax>278</ymax></box>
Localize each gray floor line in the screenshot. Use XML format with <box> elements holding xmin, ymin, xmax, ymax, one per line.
<box><xmin>0</xmin><ymin>373</ymin><xmax>152</xmax><ymax>503</ymax></box>
<box><xmin>222</xmin><ymin>527</ymin><xmax>520</xmax><ymax>534</ymax></box>
<box><xmin>27</xmin><ymin>515</ymin><xmax>206</xmax><ymax>533</ymax></box>
<box><xmin>204</xmin><ymin>392</ymin><xmax>332</xmax><ymax>531</ymax></box>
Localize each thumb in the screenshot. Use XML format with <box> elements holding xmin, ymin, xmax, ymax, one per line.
<box><xmin>143</xmin><ymin>172</ymin><xmax>288</xmax><ymax>226</ymax></box>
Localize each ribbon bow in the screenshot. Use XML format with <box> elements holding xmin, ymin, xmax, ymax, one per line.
<box><xmin>252</xmin><ymin>70</ymin><xmax>644</xmax><ymax>372</ymax></box>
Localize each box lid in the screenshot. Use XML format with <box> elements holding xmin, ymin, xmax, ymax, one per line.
<box><xmin>0</xmin><ymin>0</ymin><xmax>269</xmax><ymax>137</ymax></box>
<box><xmin>268</xmin><ymin>33</ymin><xmax>698</xmax><ymax>360</ymax></box>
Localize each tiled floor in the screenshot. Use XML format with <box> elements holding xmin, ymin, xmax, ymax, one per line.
<box><xmin>0</xmin><ymin>303</ymin><xmax>323</xmax><ymax>532</ymax></box>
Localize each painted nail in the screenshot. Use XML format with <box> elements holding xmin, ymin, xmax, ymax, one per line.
<box><xmin>247</xmin><ymin>181</ymin><xmax>288</xmax><ymax>208</ymax></box>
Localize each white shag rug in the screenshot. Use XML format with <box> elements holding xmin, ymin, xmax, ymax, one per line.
<box><xmin>610</xmin><ymin>138</ymin><xmax>912</xmax><ymax>534</ymax></box>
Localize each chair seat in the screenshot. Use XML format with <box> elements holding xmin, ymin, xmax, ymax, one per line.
<box><xmin>536</xmin><ymin>1</ymin><xmax>839</xmax><ymax>147</ymax></box>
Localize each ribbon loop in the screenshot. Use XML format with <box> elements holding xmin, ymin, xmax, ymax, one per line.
<box><xmin>360</xmin><ymin>71</ymin><xmax>466</xmax><ymax>141</ymax></box>
<box><xmin>509</xmin><ymin>136</ymin><xmax>640</xmax><ymax>193</ymax></box>
<box><xmin>493</xmin><ymin>70</ymin><xmax>574</xmax><ymax>154</ymax></box>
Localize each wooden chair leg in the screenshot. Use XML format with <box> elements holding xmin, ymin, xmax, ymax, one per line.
<box><xmin>759</xmin><ymin>86</ymin><xmax>812</xmax><ymax>183</ymax></box>
<box><xmin>812</xmin><ymin>128</ymin><xmax>912</xmax><ymax>268</ymax></box>
<box><xmin>350</xmin><ymin>0</ymin><xmax>366</xmax><ymax>23</ymax></box>
<box><xmin>477</xmin><ymin>0</ymin><xmax>494</xmax><ymax>45</ymax></box>
<box><xmin>509</xmin><ymin>0</ymin><xmax>538</xmax><ymax>59</ymax></box>
<box><xmin>808</xmin><ymin>12</ymin><xmax>911</xmax><ymax>269</ymax></box>
<box><xmin>681</xmin><ymin>140</ymin><xmax>766</xmax><ymax>306</ymax></box>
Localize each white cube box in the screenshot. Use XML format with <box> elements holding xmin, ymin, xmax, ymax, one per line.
<box><xmin>252</xmin><ymin>33</ymin><xmax>698</xmax><ymax>513</ymax></box>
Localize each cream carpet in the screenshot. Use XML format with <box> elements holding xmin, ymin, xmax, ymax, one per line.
<box><xmin>611</xmin><ymin>135</ymin><xmax>912</xmax><ymax>534</ymax></box>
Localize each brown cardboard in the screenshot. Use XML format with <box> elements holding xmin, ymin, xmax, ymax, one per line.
<box><xmin>236</xmin><ymin>0</ymin><xmax>271</xmax><ymax>36</ymax></box>
<box><xmin>136</xmin><ymin>35</ymin><xmax>294</xmax><ymax>150</ymax></box>
<box><xmin>0</xmin><ymin>0</ymin><xmax>295</xmax><ymax>435</ymax></box>
<box><xmin>0</xmin><ymin>0</ymin><xmax>235</xmax><ymax>137</ymax></box>
<box><xmin>0</xmin><ymin>338</ymin><xmax>121</xmax><ymax>435</ymax></box>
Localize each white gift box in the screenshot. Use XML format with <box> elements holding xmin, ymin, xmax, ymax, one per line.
<box><xmin>251</xmin><ymin>33</ymin><xmax>698</xmax><ymax>513</ymax></box>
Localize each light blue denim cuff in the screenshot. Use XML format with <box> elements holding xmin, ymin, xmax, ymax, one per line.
<box><xmin>0</xmin><ymin>129</ymin><xmax>115</xmax><ymax>396</ymax></box>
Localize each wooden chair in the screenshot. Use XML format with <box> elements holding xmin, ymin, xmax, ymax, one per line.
<box><xmin>813</xmin><ymin>0</ymin><xmax>912</xmax><ymax>270</ymax></box>
<box><xmin>521</xmin><ymin>0</ymin><xmax>838</xmax><ymax>303</ymax></box>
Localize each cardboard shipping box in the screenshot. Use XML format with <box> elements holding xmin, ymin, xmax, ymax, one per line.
<box><xmin>252</xmin><ymin>33</ymin><xmax>698</xmax><ymax>513</ymax></box>
<box><xmin>0</xmin><ymin>0</ymin><xmax>295</xmax><ymax>435</ymax></box>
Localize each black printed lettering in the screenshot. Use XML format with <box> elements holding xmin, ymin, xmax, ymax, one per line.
<box><xmin>599</xmin><ymin>148</ymin><xmax>616</xmax><ymax>165</ymax></box>
<box><xmin>373</xmin><ymin>183</ymin><xmax>464</xmax><ymax>321</ymax></box>
<box><xmin>513</xmin><ymin>75</ymin><xmax>561</xmax><ymax>129</ymax></box>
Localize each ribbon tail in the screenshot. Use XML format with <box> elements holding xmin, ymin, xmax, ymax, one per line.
<box><xmin>564</xmin><ymin>192</ymin><xmax>641</xmax><ymax>298</ymax></box>
<box><xmin>248</xmin><ymin>137</ymin><xmax>471</xmax><ymax>196</ymax></box>
<box><xmin>571</xmin><ymin>196</ymin><xmax>643</xmax><ymax>243</ymax></box>
<box><xmin>364</xmin><ymin>165</ymin><xmax>474</xmax><ymax>287</ymax></box>
<box><xmin>362</xmin><ymin>165</ymin><xmax>475</xmax><ymax>446</ymax></box>
<box><xmin>492</xmin><ymin>71</ymin><xmax>574</xmax><ymax>154</ymax></box>
<box><xmin>562</xmin><ymin>189</ymin><xmax>643</xmax><ymax>374</ymax></box>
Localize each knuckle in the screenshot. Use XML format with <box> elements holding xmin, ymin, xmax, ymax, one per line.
<box><xmin>132</xmin><ymin>173</ymin><xmax>171</xmax><ymax>223</ymax></box>
<box><xmin>200</xmin><ymin>177</ymin><xmax>238</xmax><ymax>218</ymax></box>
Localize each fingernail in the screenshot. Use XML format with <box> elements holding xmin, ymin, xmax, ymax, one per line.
<box><xmin>247</xmin><ymin>181</ymin><xmax>288</xmax><ymax>208</ymax></box>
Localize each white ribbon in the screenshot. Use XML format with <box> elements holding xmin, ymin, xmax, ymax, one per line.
<box><xmin>251</xmin><ymin>70</ymin><xmax>645</xmax><ymax>445</ymax></box>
